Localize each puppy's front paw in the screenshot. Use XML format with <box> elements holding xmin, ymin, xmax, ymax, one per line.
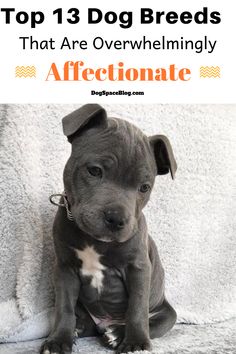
<box><xmin>116</xmin><ymin>337</ymin><xmax>152</xmax><ymax>353</ymax></box>
<box><xmin>102</xmin><ymin>325</ymin><xmax>125</xmax><ymax>349</ymax></box>
<box><xmin>40</xmin><ymin>337</ymin><xmax>72</xmax><ymax>354</ymax></box>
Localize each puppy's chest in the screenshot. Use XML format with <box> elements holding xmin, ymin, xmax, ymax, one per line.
<box><xmin>73</xmin><ymin>245</ymin><xmax>126</xmax><ymax>298</ymax></box>
<box><xmin>74</xmin><ymin>245</ymin><xmax>106</xmax><ymax>293</ymax></box>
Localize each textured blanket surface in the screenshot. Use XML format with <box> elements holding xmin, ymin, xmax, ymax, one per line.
<box><xmin>0</xmin><ymin>319</ymin><xmax>236</xmax><ymax>354</ymax></box>
<box><xmin>0</xmin><ymin>104</ymin><xmax>235</xmax><ymax>343</ymax></box>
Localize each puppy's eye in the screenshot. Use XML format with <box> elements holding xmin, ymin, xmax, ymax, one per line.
<box><xmin>139</xmin><ymin>183</ymin><xmax>151</xmax><ymax>193</ymax></box>
<box><xmin>87</xmin><ymin>166</ymin><xmax>103</xmax><ymax>178</ymax></box>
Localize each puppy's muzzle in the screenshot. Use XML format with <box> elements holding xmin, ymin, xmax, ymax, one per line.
<box><xmin>103</xmin><ymin>206</ymin><xmax>129</xmax><ymax>232</ymax></box>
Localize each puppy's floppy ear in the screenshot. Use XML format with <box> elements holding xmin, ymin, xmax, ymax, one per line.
<box><xmin>62</xmin><ymin>104</ymin><xmax>107</xmax><ymax>142</ymax></box>
<box><xmin>149</xmin><ymin>135</ymin><xmax>177</xmax><ymax>179</ymax></box>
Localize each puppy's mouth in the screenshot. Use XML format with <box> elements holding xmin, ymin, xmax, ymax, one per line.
<box><xmin>77</xmin><ymin>214</ymin><xmax>135</xmax><ymax>243</ymax></box>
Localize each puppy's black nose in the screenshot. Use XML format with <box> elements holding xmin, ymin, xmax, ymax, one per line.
<box><xmin>104</xmin><ymin>209</ymin><xmax>126</xmax><ymax>231</ymax></box>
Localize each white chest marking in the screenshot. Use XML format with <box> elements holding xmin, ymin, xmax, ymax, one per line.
<box><xmin>75</xmin><ymin>246</ymin><xmax>106</xmax><ymax>293</ymax></box>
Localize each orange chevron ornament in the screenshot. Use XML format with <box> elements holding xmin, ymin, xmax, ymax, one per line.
<box><xmin>199</xmin><ymin>66</ymin><xmax>220</xmax><ymax>78</ymax></box>
<box><xmin>15</xmin><ymin>66</ymin><xmax>36</xmax><ymax>78</ymax></box>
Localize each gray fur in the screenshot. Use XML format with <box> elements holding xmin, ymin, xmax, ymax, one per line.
<box><xmin>41</xmin><ymin>104</ymin><xmax>177</xmax><ymax>354</ymax></box>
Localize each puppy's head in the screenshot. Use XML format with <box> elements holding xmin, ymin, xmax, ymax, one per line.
<box><xmin>62</xmin><ymin>104</ymin><xmax>177</xmax><ymax>243</ymax></box>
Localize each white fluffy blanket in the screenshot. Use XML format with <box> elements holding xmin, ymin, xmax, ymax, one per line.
<box><xmin>0</xmin><ymin>104</ymin><xmax>235</xmax><ymax>342</ymax></box>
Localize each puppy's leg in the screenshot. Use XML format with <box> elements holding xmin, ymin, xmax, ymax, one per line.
<box><xmin>40</xmin><ymin>265</ymin><xmax>80</xmax><ymax>354</ymax></box>
<box><xmin>149</xmin><ymin>299</ymin><xmax>177</xmax><ymax>339</ymax></box>
<box><xmin>116</xmin><ymin>262</ymin><xmax>152</xmax><ymax>354</ymax></box>
<box><xmin>102</xmin><ymin>325</ymin><xmax>125</xmax><ymax>349</ymax></box>
<box><xmin>74</xmin><ymin>302</ymin><xmax>98</xmax><ymax>338</ymax></box>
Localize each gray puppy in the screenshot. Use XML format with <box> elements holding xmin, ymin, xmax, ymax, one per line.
<box><xmin>41</xmin><ymin>104</ymin><xmax>177</xmax><ymax>354</ymax></box>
